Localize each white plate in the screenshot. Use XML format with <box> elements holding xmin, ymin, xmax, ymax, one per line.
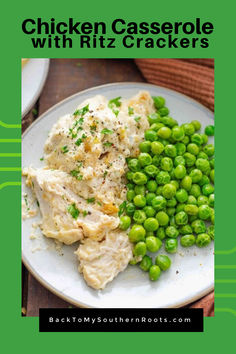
<box><xmin>21</xmin><ymin>58</ymin><xmax>50</xmax><ymax>117</ymax></box>
<box><xmin>22</xmin><ymin>83</ymin><xmax>214</xmax><ymax>308</ymax></box>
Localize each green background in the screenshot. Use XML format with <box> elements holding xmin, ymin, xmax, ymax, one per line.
<box><xmin>1</xmin><ymin>0</ymin><xmax>235</xmax><ymax>350</ymax></box>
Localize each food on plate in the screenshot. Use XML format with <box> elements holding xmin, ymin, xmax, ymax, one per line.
<box><xmin>23</xmin><ymin>90</ymin><xmax>214</xmax><ymax>289</ymax></box>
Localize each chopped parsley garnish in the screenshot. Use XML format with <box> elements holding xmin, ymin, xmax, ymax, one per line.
<box><xmin>118</xmin><ymin>201</ymin><xmax>126</xmax><ymax>217</ymax></box>
<box><xmin>67</xmin><ymin>203</ymin><xmax>79</xmax><ymax>219</ymax></box>
<box><xmin>103</xmin><ymin>142</ymin><xmax>112</xmax><ymax>147</ymax></box>
<box><xmin>134</xmin><ymin>116</ymin><xmax>141</xmax><ymax>122</ymax></box>
<box><xmin>103</xmin><ymin>170</ymin><xmax>108</xmax><ymax>178</ymax></box>
<box><xmin>128</xmin><ymin>106</ymin><xmax>134</xmax><ymax>116</ymax></box>
<box><xmin>75</xmin><ymin>133</ymin><xmax>86</xmax><ymax>146</ymax></box>
<box><xmin>70</xmin><ymin>170</ymin><xmax>83</xmax><ymax>180</ymax></box>
<box><xmin>61</xmin><ymin>145</ymin><xmax>69</xmax><ymax>154</ymax></box>
<box><xmin>36</xmin><ymin>200</ymin><xmax>40</xmax><ymax>207</ymax></box>
<box><xmin>101</xmin><ymin>128</ymin><xmax>113</xmax><ymax>135</ymax></box>
<box><xmin>82</xmin><ymin>210</ymin><xmax>88</xmax><ymax>217</ymax></box>
<box><xmin>87</xmin><ymin>197</ymin><xmax>95</xmax><ymax>204</ymax></box>
<box><xmin>90</xmin><ymin>124</ymin><xmax>97</xmax><ymax>133</ymax></box>
<box><xmin>97</xmin><ymin>201</ymin><xmax>102</xmax><ymax>206</ymax></box>
<box><xmin>108</xmin><ymin>97</ymin><xmax>121</xmax><ymax>117</ymax></box>
<box><xmin>40</xmin><ymin>157</ymin><xmax>44</xmax><ymax>161</ymax></box>
<box><xmin>73</xmin><ymin>104</ymin><xmax>89</xmax><ymax>117</ymax></box>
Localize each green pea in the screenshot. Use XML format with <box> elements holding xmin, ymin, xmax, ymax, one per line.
<box><xmin>169</xmin><ymin>215</ymin><xmax>178</xmax><ymax>227</ymax></box>
<box><xmin>144</xmin><ymin>217</ymin><xmax>159</xmax><ymax>232</ymax></box>
<box><xmin>133</xmin><ymin>241</ymin><xmax>147</xmax><ymax>257</ymax></box>
<box><xmin>143</xmin><ymin>206</ymin><xmax>156</xmax><ymax>218</ymax></box>
<box><xmin>174</xmin><ymin>165</ymin><xmax>187</xmax><ymax>179</ymax></box>
<box><xmin>180</xmin><ymin>234</ymin><xmax>196</xmax><ymax>247</ymax></box>
<box><xmin>162</xmin><ymin>183</ymin><xmax>176</xmax><ymax>199</ymax></box>
<box><xmin>144</xmin><ymin>165</ymin><xmax>159</xmax><ymax>178</ymax></box>
<box><xmin>182</xmin><ymin>136</ymin><xmax>190</xmax><ymax>145</ymax></box>
<box><xmin>211</xmin><ymin>211</ymin><xmax>215</xmax><ymax>224</ymax></box>
<box><xmin>187</xmin><ymin>143</ymin><xmax>199</xmax><ymax>155</ymax></box>
<box><xmin>149</xmin><ymin>265</ymin><xmax>161</xmax><ymax>281</ymax></box>
<box><xmin>145</xmin><ymin>129</ymin><xmax>158</xmax><ymax>142</ymax></box>
<box><xmin>139</xmin><ymin>140</ymin><xmax>151</xmax><ymax>153</ymax></box>
<box><xmin>126</xmin><ymin>202</ymin><xmax>136</xmax><ymax>216</ymax></box>
<box><xmin>156</xmin><ymin>171</ymin><xmax>171</xmax><ymax>185</ymax></box>
<box><xmin>187</xmin><ymin>195</ymin><xmax>197</xmax><ymax>205</ymax></box>
<box><xmin>191</xmin><ymin>219</ymin><xmax>206</xmax><ymax>234</ymax></box>
<box><xmin>146</xmin><ymin>192</ymin><xmax>156</xmax><ymax>206</ymax></box>
<box><xmin>165</xmin><ymin>144</ymin><xmax>177</xmax><ymax>158</ymax></box>
<box><xmin>132</xmin><ymin>172</ymin><xmax>148</xmax><ymax>185</ymax></box>
<box><xmin>184</xmin><ymin>204</ymin><xmax>199</xmax><ymax>215</ymax></box>
<box><xmin>208</xmin><ymin>194</ymin><xmax>214</xmax><ymax>207</ymax></box>
<box><xmin>156</xmin><ymin>186</ymin><xmax>164</xmax><ymax>195</ymax></box>
<box><xmin>175</xmin><ymin>211</ymin><xmax>188</xmax><ymax>225</ymax></box>
<box><xmin>191</xmin><ymin>120</ymin><xmax>201</xmax><ymax>131</ymax></box>
<box><xmin>133</xmin><ymin>195</ymin><xmax>146</xmax><ymax>208</ymax></box>
<box><xmin>170</xmin><ymin>180</ymin><xmax>179</xmax><ymax>190</ymax></box>
<box><xmin>179</xmin><ymin>224</ymin><xmax>193</xmax><ymax>235</ymax></box>
<box><xmin>196</xmin><ymin>233</ymin><xmax>211</xmax><ymax>247</ymax></box>
<box><xmin>205</xmin><ymin>125</ymin><xmax>214</xmax><ymax>136</ymax></box>
<box><xmin>129</xmin><ymin>224</ymin><xmax>146</xmax><ymax>243</ymax></box>
<box><xmin>190</xmin><ymin>184</ymin><xmax>201</xmax><ymax>198</ymax></box>
<box><xmin>166</xmin><ymin>197</ymin><xmax>177</xmax><ymax>207</ymax></box>
<box><xmin>126</xmin><ymin>171</ymin><xmax>134</xmax><ymax>181</ymax></box>
<box><xmin>119</xmin><ymin>216</ymin><xmax>131</xmax><ymax>230</ymax></box>
<box><xmin>191</xmin><ymin>133</ymin><xmax>203</xmax><ymax>146</ymax></box>
<box><xmin>147</xmin><ymin>112</ymin><xmax>161</xmax><ymax>125</ymax></box>
<box><xmin>151</xmin><ymin>141</ymin><xmax>164</xmax><ymax>155</ymax></box>
<box><xmin>176</xmin><ymin>189</ymin><xmax>188</xmax><ymax>203</ymax></box>
<box><xmin>202</xmin><ymin>184</ymin><xmax>214</xmax><ymax>196</ymax></box>
<box><xmin>174</xmin><ymin>156</ymin><xmax>185</xmax><ymax>166</ymax></box>
<box><xmin>184</xmin><ymin>152</ymin><xmax>196</xmax><ymax>167</ymax></box>
<box><xmin>146</xmin><ymin>236</ymin><xmax>162</xmax><ymax>252</ymax></box>
<box><xmin>150</xmin><ymin>122</ymin><xmax>164</xmax><ymax>131</ymax></box>
<box><xmin>158</xmin><ymin>138</ymin><xmax>169</xmax><ymax>146</ymax></box>
<box><xmin>146</xmin><ymin>180</ymin><xmax>157</xmax><ymax>192</ymax></box>
<box><xmin>159</xmin><ymin>107</ymin><xmax>169</xmax><ymax>116</ymax></box>
<box><xmin>134</xmin><ymin>185</ymin><xmax>146</xmax><ymax>196</ymax></box>
<box><xmin>198</xmin><ymin>175</ymin><xmax>210</xmax><ymax>187</ymax></box>
<box><xmin>157</xmin><ymin>126</ymin><xmax>172</xmax><ymax>139</ymax></box>
<box><xmin>198</xmin><ymin>205</ymin><xmax>212</xmax><ymax>220</ymax></box>
<box><xmin>156</xmin><ymin>227</ymin><xmax>166</xmax><ymax>240</ymax></box>
<box><xmin>127</xmin><ymin>183</ymin><xmax>135</xmax><ymax>190</ymax></box>
<box><xmin>195</xmin><ymin>158</ymin><xmax>210</xmax><ymax>173</ymax></box>
<box><xmin>198</xmin><ymin>151</ymin><xmax>208</xmax><ymax>160</ymax></box>
<box><xmin>133</xmin><ymin>210</ymin><xmax>147</xmax><ymax>224</ymax></box>
<box><xmin>197</xmin><ymin>195</ymin><xmax>209</xmax><ymax>206</ymax></box>
<box><xmin>161</xmin><ymin>157</ymin><xmax>173</xmax><ymax>171</ymax></box>
<box><xmin>152</xmin><ymin>155</ymin><xmax>161</xmax><ymax>167</ymax></box>
<box><xmin>167</xmin><ymin>207</ymin><xmax>176</xmax><ymax>217</ymax></box>
<box><xmin>166</xmin><ymin>226</ymin><xmax>179</xmax><ymax>238</ymax></box>
<box><xmin>162</xmin><ymin>116</ymin><xmax>178</xmax><ymax>128</ymax></box>
<box><xmin>180</xmin><ymin>176</ymin><xmax>192</xmax><ymax>191</ymax></box>
<box><xmin>209</xmin><ymin>158</ymin><xmax>214</xmax><ymax>169</ymax></box>
<box><xmin>175</xmin><ymin>142</ymin><xmax>186</xmax><ymax>155</ymax></box>
<box><xmin>201</xmin><ymin>134</ymin><xmax>208</xmax><ymax>144</ymax></box>
<box><xmin>128</xmin><ymin>158</ymin><xmax>141</xmax><ymax>172</ymax></box>
<box><xmin>156</xmin><ymin>211</ymin><xmax>169</xmax><ymax>226</ymax></box>
<box><xmin>153</xmin><ymin>96</ymin><xmax>165</xmax><ymax>109</ymax></box>
<box><xmin>203</xmin><ymin>144</ymin><xmax>214</xmax><ymax>157</ymax></box>
<box><xmin>176</xmin><ymin>203</ymin><xmax>186</xmax><ymax>213</ymax></box>
<box><xmin>139</xmin><ymin>255</ymin><xmax>152</xmax><ymax>271</ymax></box>
<box><xmin>182</xmin><ymin>123</ymin><xmax>195</xmax><ymax>136</ymax></box>
<box><xmin>165</xmin><ymin>238</ymin><xmax>178</xmax><ymax>253</ymax></box>
<box><xmin>127</xmin><ymin>189</ymin><xmax>135</xmax><ymax>202</ymax></box>
<box><xmin>210</xmin><ymin>169</ymin><xmax>214</xmax><ymax>183</ymax></box>
<box><xmin>138</xmin><ymin>153</ymin><xmax>152</xmax><ymax>167</ymax></box>
<box><xmin>172</xmin><ymin>126</ymin><xmax>185</xmax><ymax>141</ymax></box>
<box><xmin>189</xmin><ymin>169</ymin><xmax>202</xmax><ymax>183</ymax></box>
<box><xmin>207</xmin><ymin>225</ymin><xmax>214</xmax><ymax>240</ymax></box>
<box><xmin>155</xmin><ymin>255</ymin><xmax>171</xmax><ymax>271</ymax></box>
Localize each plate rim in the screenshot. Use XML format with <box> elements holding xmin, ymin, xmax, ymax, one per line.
<box><xmin>22</xmin><ymin>82</ymin><xmax>214</xmax><ymax>308</ymax></box>
<box><xmin>21</xmin><ymin>58</ymin><xmax>50</xmax><ymax>117</ymax></box>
